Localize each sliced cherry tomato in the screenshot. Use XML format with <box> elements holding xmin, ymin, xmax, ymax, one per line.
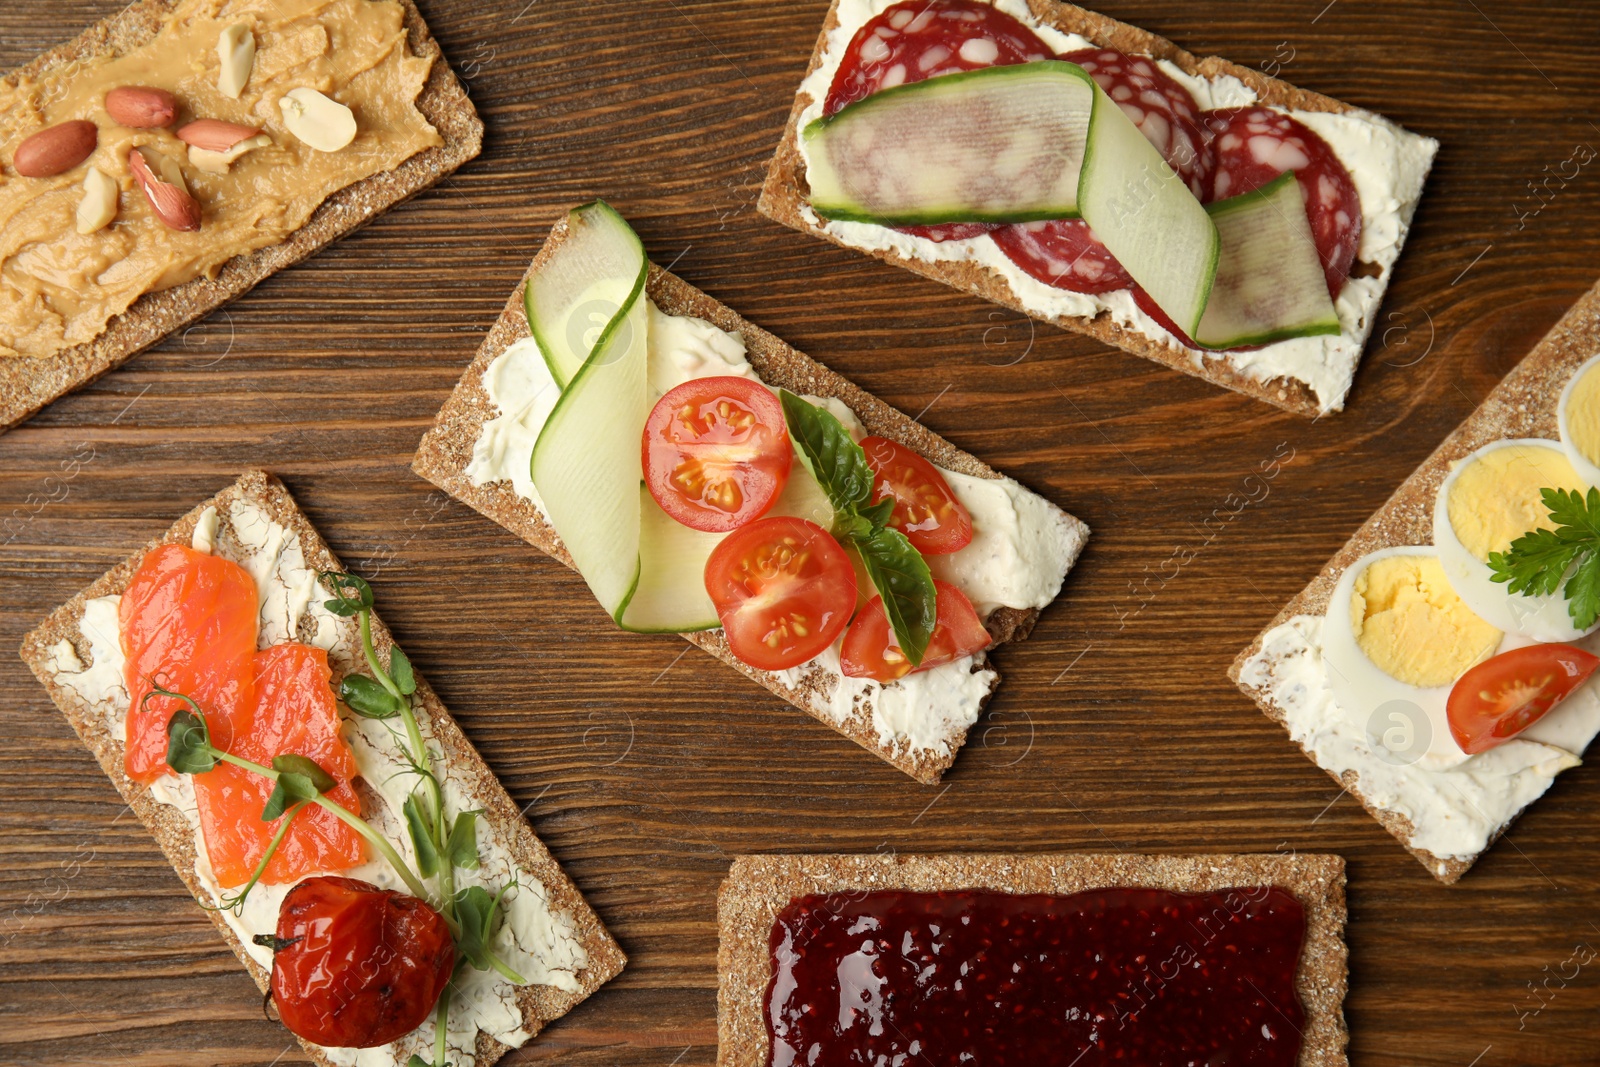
<box><xmin>841</xmin><ymin>581</ymin><xmax>992</xmax><ymax>681</ymax></box>
<box><xmin>1447</xmin><ymin>644</ymin><xmax>1600</xmax><ymax>755</ymax></box>
<box><xmin>861</xmin><ymin>435</ymin><xmax>973</xmax><ymax>555</ymax></box>
<box><xmin>704</xmin><ymin>516</ymin><xmax>857</xmax><ymax>671</ymax></box>
<box><xmin>644</xmin><ymin>376</ymin><xmax>791</xmax><ymax>532</ymax></box>
<box><xmin>265</xmin><ymin>876</ymin><xmax>455</xmax><ymax>1049</ymax></box>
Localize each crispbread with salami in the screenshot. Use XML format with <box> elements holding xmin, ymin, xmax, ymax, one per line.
<box><xmin>761</xmin><ymin>0</ymin><xmax>1438</xmax><ymax>417</ymax></box>
<box><xmin>19</xmin><ymin>470</ymin><xmax>625</xmax><ymax>1067</ymax></box>
<box><xmin>717</xmin><ymin>851</ymin><xmax>1349</xmax><ymax>1066</ymax></box>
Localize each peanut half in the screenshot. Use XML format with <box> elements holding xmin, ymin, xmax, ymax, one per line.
<box><xmin>217</xmin><ymin>24</ymin><xmax>255</xmax><ymax>100</ymax></box>
<box><xmin>104</xmin><ymin>86</ymin><xmax>177</xmax><ymax>129</ymax></box>
<box><xmin>279</xmin><ymin>88</ymin><xmax>356</xmax><ymax>153</ymax></box>
<box><xmin>188</xmin><ymin>132</ymin><xmax>272</xmax><ymax>175</ymax></box>
<box><xmin>14</xmin><ymin>120</ymin><xmax>97</xmax><ymax>178</ymax></box>
<box><xmin>76</xmin><ymin>166</ymin><xmax>119</xmax><ymax>235</ymax></box>
<box><xmin>177</xmin><ymin>119</ymin><xmax>262</xmax><ymax>153</ymax></box>
<box><xmin>129</xmin><ymin>148</ymin><xmax>201</xmax><ymax>232</ymax></box>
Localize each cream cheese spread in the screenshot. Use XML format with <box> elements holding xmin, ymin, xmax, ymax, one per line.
<box><xmin>468</xmin><ymin>304</ymin><xmax>1083</xmax><ymax>757</ymax></box>
<box><xmin>43</xmin><ymin>501</ymin><xmax>588</xmax><ymax>1067</ymax></box>
<box><xmin>1239</xmin><ymin>614</ymin><xmax>1596</xmax><ymax>870</ymax></box>
<box><xmin>793</xmin><ymin>0</ymin><xmax>1439</xmax><ymax>413</ymax></box>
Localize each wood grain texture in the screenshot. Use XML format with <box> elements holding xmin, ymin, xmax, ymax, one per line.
<box><xmin>2</xmin><ymin>1</ymin><xmax>1598</xmax><ymax>1065</ymax></box>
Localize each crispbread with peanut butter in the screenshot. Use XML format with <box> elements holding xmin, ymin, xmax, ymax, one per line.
<box><xmin>760</xmin><ymin>0</ymin><xmax>1437</xmax><ymax>417</ymax></box>
<box><xmin>1230</xmin><ymin>278</ymin><xmax>1600</xmax><ymax>884</ymax></box>
<box><xmin>413</xmin><ymin>211</ymin><xmax>1088</xmax><ymax>786</ymax></box>
<box><xmin>717</xmin><ymin>852</ymin><xmax>1349</xmax><ymax>1066</ymax></box>
<box><xmin>18</xmin><ymin>470</ymin><xmax>625</xmax><ymax>1067</ymax></box>
<box><xmin>0</xmin><ymin>0</ymin><xmax>482</xmax><ymax>433</ymax></box>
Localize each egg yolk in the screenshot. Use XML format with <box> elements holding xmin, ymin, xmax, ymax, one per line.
<box><xmin>1446</xmin><ymin>444</ymin><xmax>1585</xmax><ymax>563</ymax></box>
<box><xmin>1567</xmin><ymin>361</ymin><xmax>1600</xmax><ymax>468</ymax></box>
<box><xmin>1349</xmin><ymin>555</ymin><xmax>1501</xmax><ymax>688</ymax></box>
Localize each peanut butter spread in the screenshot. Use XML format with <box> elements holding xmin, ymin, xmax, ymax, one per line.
<box><xmin>0</xmin><ymin>0</ymin><xmax>441</xmax><ymax>359</ymax></box>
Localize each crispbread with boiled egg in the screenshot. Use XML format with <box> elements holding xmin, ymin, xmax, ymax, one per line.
<box><xmin>413</xmin><ymin>210</ymin><xmax>1088</xmax><ymax>786</ymax></box>
<box><xmin>0</xmin><ymin>0</ymin><xmax>483</xmax><ymax>434</ymax></box>
<box><xmin>717</xmin><ymin>851</ymin><xmax>1349</xmax><ymax>1067</ymax></box>
<box><xmin>1230</xmin><ymin>279</ymin><xmax>1600</xmax><ymax>883</ymax></box>
<box><xmin>760</xmin><ymin>0</ymin><xmax>1437</xmax><ymax>417</ymax></box>
<box><xmin>18</xmin><ymin>470</ymin><xmax>625</xmax><ymax>1067</ymax></box>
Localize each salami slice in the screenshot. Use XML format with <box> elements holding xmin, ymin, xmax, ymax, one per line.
<box><xmin>825</xmin><ymin>0</ymin><xmax>1052</xmax><ymax>242</ymax></box>
<box><xmin>1203</xmin><ymin>107</ymin><xmax>1362</xmax><ymax>298</ymax></box>
<box><xmin>991</xmin><ymin>48</ymin><xmax>1211</xmax><ymax>294</ymax></box>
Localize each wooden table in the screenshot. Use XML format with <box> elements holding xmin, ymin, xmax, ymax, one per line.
<box><xmin>3</xmin><ymin>1</ymin><xmax>1598</xmax><ymax>1063</ymax></box>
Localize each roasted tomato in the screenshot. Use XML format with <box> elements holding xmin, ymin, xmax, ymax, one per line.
<box><xmin>840</xmin><ymin>580</ymin><xmax>992</xmax><ymax>681</ymax></box>
<box><xmin>861</xmin><ymin>436</ymin><xmax>973</xmax><ymax>555</ymax></box>
<box><xmin>704</xmin><ymin>516</ymin><xmax>857</xmax><ymax>671</ymax></box>
<box><xmin>263</xmin><ymin>876</ymin><xmax>455</xmax><ymax>1048</ymax></box>
<box><xmin>1447</xmin><ymin>644</ymin><xmax>1600</xmax><ymax>755</ymax></box>
<box><xmin>643</xmin><ymin>376</ymin><xmax>791</xmax><ymax>532</ymax></box>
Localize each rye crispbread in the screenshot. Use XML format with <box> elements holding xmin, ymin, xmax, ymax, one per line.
<box><xmin>18</xmin><ymin>470</ymin><xmax>625</xmax><ymax>1067</ymax></box>
<box><xmin>412</xmin><ymin>211</ymin><xmax>1088</xmax><ymax>786</ymax></box>
<box><xmin>717</xmin><ymin>851</ymin><xmax>1348</xmax><ymax>1067</ymax></box>
<box><xmin>1230</xmin><ymin>279</ymin><xmax>1600</xmax><ymax>884</ymax></box>
<box><xmin>0</xmin><ymin>0</ymin><xmax>483</xmax><ymax>434</ymax></box>
<box><xmin>760</xmin><ymin>0</ymin><xmax>1436</xmax><ymax>418</ymax></box>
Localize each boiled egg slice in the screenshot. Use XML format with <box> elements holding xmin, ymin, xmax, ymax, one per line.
<box><xmin>1558</xmin><ymin>353</ymin><xmax>1600</xmax><ymax>486</ymax></box>
<box><xmin>1323</xmin><ymin>546</ymin><xmax>1503</xmax><ymax>769</ymax></box>
<box><xmin>1432</xmin><ymin>438</ymin><xmax>1595</xmax><ymax>642</ymax></box>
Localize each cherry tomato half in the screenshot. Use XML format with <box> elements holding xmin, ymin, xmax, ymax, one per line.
<box><xmin>1447</xmin><ymin>644</ymin><xmax>1600</xmax><ymax>755</ymax></box>
<box><xmin>643</xmin><ymin>376</ymin><xmax>792</xmax><ymax>532</ymax></box>
<box><xmin>704</xmin><ymin>516</ymin><xmax>857</xmax><ymax>671</ymax></box>
<box><xmin>861</xmin><ymin>436</ymin><xmax>973</xmax><ymax>555</ymax></box>
<box><xmin>265</xmin><ymin>876</ymin><xmax>455</xmax><ymax>1048</ymax></box>
<box><xmin>840</xmin><ymin>580</ymin><xmax>992</xmax><ymax>681</ymax></box>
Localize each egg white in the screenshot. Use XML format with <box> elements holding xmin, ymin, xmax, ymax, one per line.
<box><xmin>1432</xmin><ymin>438</ymin><xmax>1596</xmax><ymax>643</ymax></box>
<box><xmin>1323</xmin><ymin>546</ymin><xmax>1498</xmax><ymax>769</ymax></box>
<box><xmin>1558</xmin><ymin>353</ymin><xmax>1600</xmax><ymax>487</ymax></box>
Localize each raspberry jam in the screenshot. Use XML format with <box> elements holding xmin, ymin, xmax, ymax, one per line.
<box><xmin>765</xmin><ymin>886</ymin><xmax>1306</xmax><ymax>1067</ymax></box>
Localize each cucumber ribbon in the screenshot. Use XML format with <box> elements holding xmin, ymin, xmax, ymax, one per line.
<box><xmin>802</xmin><ymin>62</ymin><xmax>1340</xmax><ymax>350</ymax></box>
<box><xmin>527</xmin><ymin>202</ymin><xmax>723</xmax><ymax>633</ymax></box>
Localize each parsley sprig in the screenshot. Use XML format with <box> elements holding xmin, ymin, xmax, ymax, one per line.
<box><xmin>152</xmin><ymin>572</ymin><xmax>531</xmax><ymax>1066</ymax></box>
<box><xmin>779</xmin><ymin>391</ymin><xmax>937</xmax><ymax>665</ymax></box>
<box><xmin>1487</xmin><ymin>486</ymin><xmax>1600</xmax><ymax>629</ymax></box>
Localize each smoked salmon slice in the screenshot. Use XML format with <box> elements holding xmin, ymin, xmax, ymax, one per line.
<box><xmin>196</xmin><ymin>642</ymin><xmax>366</xmax><ymax>887</ymax></box>
<box><xmin>121</xmin><ymin>544</ymin><xmax>257</xmax><ymax>783</ymax></box>
<box><xmin>121</xmin><ymin>544</ymin><xmax>365</xmax><ymax>886</ymax></box>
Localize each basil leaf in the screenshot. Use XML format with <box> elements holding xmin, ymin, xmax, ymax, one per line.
<box><xmin>341</xmin><ymin>674</ymin><xmax>403</xmax><ymax>719</ymax></box>
<box><xmin>855</xmin><ymin>526</ymin><xmax>937</xmax><ymax>667</ymax></box>
<box><xmin>403</xmin><ymin>794</ymin><xmax>441</xmax><ymax>878</ymax></box>
<box><xmin>447</xmin><ymin>811</ymin><xmax>481</xmax><ymax>870</ymax></box>
<box><xmin>318</xmin><ymin>571</ymin><xmax>374</xmax><ymax>617</ymax></box>
<box><xmin>272</xmin><ymin>754</ymin><xmax>336</xmax><ymax>794</ymax></box>
<box><xmin>390</xmin><ymin>646</ymin><xmax>417</xmax><ymax>696</ymax></box>
<box><xmin>857</xmin><ymin>497</ymin><xmax>895</xmax><ymax>534</ymax></box>
<box><xmin>780</xmin><ymin>390</ymin><xmax>874</xmax><ymax>513</ymax></box>
<box><xmin>164</xmin><ymin>710</ymin><xmax>216</xmax><ymax>775</ymax></box>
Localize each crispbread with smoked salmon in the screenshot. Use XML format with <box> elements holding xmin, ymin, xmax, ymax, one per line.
<box><xmin>19</xmin><ymin>470</ymin><xmax>624</xmax><ymax>1067</ymax></box>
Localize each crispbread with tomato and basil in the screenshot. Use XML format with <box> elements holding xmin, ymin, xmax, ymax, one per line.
<box><xmin>414</xmin><ymin>202</ymin><xmax>1087</xmax><ymax>785</ymax></box>
<box><xmin>760</xmin><ymin>0</ymin><xmax>1439</xmax><ymax>417</ymax></box>
<box><xmin>1232</xmin><ymin>279</ymin><xmax>1600</xmax><ymax>884</ymax></box>
<box><xmin>19</xmin><ymin>470</ymin><xmax>624</xmax><ymax>1067</ymax></box>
